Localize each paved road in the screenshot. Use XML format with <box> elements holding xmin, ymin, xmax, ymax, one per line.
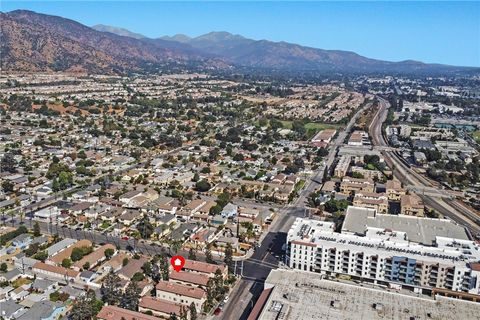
<box><xmin>7</xmin><ymin>217</ymin><xmax>215</xmax><ymax>262</ymax></box>
<box><xmin>369</xmin><ymin>97</ymin><xmax>480</xmax><ymax>235</ymax></box>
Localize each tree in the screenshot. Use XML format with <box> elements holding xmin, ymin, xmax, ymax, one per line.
<box><xmin>1</xmin><ymin>180</ymin><xmax>14</xmax><ymax>193</ymax></box>
<box><xmin>70</xmin><ymin>289</ymin><xmax>103</xmax><ymax>320</ymax></box>
<box><xmin>192</xmin><ymin>172</ymin><xmax>200</xmax><ymax>182</ymax></box>
<box><xmin>101</xmin><ymin>271</ymin><xmax>122</xmax><ymax>305</ymax></box>
<box><xmin>136</xmin><ymin>217</ymin><xmax>154</xmax><ymax>239</ymax></box>
<box><xmin>1</xmin><ymin>152</ymin><xmax>17</xmax><ymax>173</ymax></box>
<box><xmin>83</xmin><ymin>262</ymin><xmax>90</xmax><ymax>270</ymax></box>
<box><xmin>61</xmin><ymin>258</ymin><xmax>72</xmax><ymax>268</ymax></box>
<box><xmin>224</xmin><ymin>243</ymin><xmax>233</xmax><ymax>274</ymax></box>
<box><xmin>104</xmin><ymin>248</ymin><xmax>114</xmax><ymax>260</ymax></box>
<box><xmin>142</xmin><ymin>261</ymin><xmax>152</xmax><ymax>277</ymax></box>
<box><xmin>195</xmin><ymin>179</ymin><xmax>211</xmax><ymax>192</ymax></box>
<box><xmin>120</xmin><ymin>281</ymin><xmax>141</xmax><ymax>311</ymax></box>
<box><xmin>169</xmin><ymin>314</ymin><xmax>178</xmax><ymax>320</ymax></box>
<box><xmin>151</xmin><ymin>262</ymin><xmax>161</xmax><ymax>283</ymax></box>
<box><xmin>179</xmin><ymin>306</ymin><xmax>189</xmax><ymax>320</ymax></box>
<box><xmin>204</xmin><ymin>278</ymin><xmax>216</xmax><ymax>312</ymax></box>
<box><xmin>33</xmin><ymin>221</ymin><xmax>41</xmax><ymax>237</ymax></box>
<box><xmin>132</xmin><ymin>272</ymin><xmax>144</xmax><ymax>282</ymax></box>
<box><xmin>189</xmin><ymin>302</ymin><xmax>198</xmax><ymax>320</ymax></box>
<box><xmin>159</xmin><ymin>254</ymin><xmax>169</xmax><ymax>281</ymax></box>
<box><xmin>188</xmin><ymin>248</ymin><xmax>197</xmax><ymax>261</ymax></box>
<box><xmin>205</xmin><ymin>245</ymin><xmax>214</xmax><ymax>264</ymax></box>
<box><xmin>0</xmin><ymin>262</ymin><xmax>7</xmax><ymax>273</ymax></box>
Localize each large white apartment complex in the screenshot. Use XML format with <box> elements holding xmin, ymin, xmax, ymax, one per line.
<box><xmin>286</xmin><ymin>206</ymin><xmax>480</xmax><ymax>295</ymax></box>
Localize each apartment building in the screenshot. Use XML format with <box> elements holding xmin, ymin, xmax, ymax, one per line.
<box><xmin>155</xmin><ymin>282</ymin><xmax>206</xmax><ymax>311</ymax></box>
<box><xmin>334</xmin><ymin>155</ymin><xmax>351</xmax><ymax>178</ymax></box>
<box><xmin>352</xmin><ymin>192</ymin><xmax>388</xmax><ymax>213</ymax></box>
<box><xmin>401</xmin><ymin>194</ymin><xmax>425</xmax><ymax>216</ymax></box>
<box><xmin>340</xmin><ymin>177</ymin><xmax>375</xmax><ymax>195</ymax></box>
<box><xmin>351</xmin><ymin>166</ymin><xmax>384</xmax><ymax>180</ymax></box>
<box><xmin>286</xmin><ymin>207</ymin><xmax>479</xmax><ymax>295</ymax></box>
<box><xmin>385</xmin><ymin>179</ymin><xmax>406</xmax><ymax>201</ymax></box>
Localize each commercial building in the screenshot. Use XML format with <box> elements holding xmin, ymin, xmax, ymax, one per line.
<box><xmin>286</xmin><ymin>207</ymin><xmax>480</xmax><ymax>295</ymax></box>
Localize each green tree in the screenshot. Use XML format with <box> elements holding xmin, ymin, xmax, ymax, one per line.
<box><xmin>179</xmin><ymin>306</ymin><xmax>188</xmax><ymax>320</ymax></box>
<box><xmin>0</xmin><ymin>262</ymin><xmax>7</xmax><ymax>273</ymax></box>
<box><xmin>104</xmin><ymin>248</ymin><xmax>114</xmax><ymax>260</ymax></box>
<box><xmin>120</xmin><ymin>281</ymin><xmax>141</xmax><ymax>311</ymax></box>
<box><xmin>189</xmin><ymin>302</ymin><xmax>197</xmax><ymax>320</ymax></box>
<box><xmin>132</xmin><ymin>272</ymin><xmax>144</xmax><ymax>282</ymax></box>
<box><xmin>136</xmin><ymin>217</ymin><xmax>154</xmax><ymax>239</ymax></box>
<box><xmin>159</xmin><ymin>254</ymin><xmax>169</xmax><ymax>281</ymax></box>
<box><xmin>224</xmin><ymin>243</ymin><xmax>233</xmax><ymax>274</ymax></box>
<box><xmin>195</xmin><ymin>179</ymin><xmax>211</xmax><ymax>192</ymax></box>
<box><xmin>205</xmin><ymin>245</ymin><xmax>214</xmax><ymax>264</ymax></box>
<box><xmin>33</xmin><ymin>221</ymin><xmax>41</xmax><ymax>237</ymax></box>
<box><xmin>188</xmin><ymin>248</ymin><xmax>197</xmax><ymax>261</ymax></box>
<box><xmin>101</xmin><ymin>271</ymin><xmax>122</xmax><ymax>305</ymax></box>
<box><xmin>70</xmin><ymin>289</ymin><xmax>102</xmax><ymax>320</ymax></box>
<box><xmin>1</xmin><ymin>153</ymin><xmax>17</xmax><ymax>173</ymax></box>
<box><xmin>1</xmin><ymin>180</ymin><xmax>14</xmax><ymax>192</ymax></box>
<box><xmin>61</xmin><ymin>258</ymin><xmax>72</xmax><ymax>268</ymax></box>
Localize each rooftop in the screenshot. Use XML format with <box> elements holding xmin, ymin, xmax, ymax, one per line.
<box><xmin>97</xmin><ymin>305</ymin><xmax>159</xmax><ymax>320</ymax></box>
<box><xmin>253</xmin><ymin>269</ymin><xmax>480</xmax><ymax>320</ymax></box>
<box><xmin>342</xmin><ymin>206</ymin><xmax>468</xmax><ymax>245</ymax></box>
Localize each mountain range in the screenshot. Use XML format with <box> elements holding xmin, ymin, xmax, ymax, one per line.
<box><xmin>1</xmin><ymin>10</ymin><xmax>476</xmax><ymax>75</ymax></box>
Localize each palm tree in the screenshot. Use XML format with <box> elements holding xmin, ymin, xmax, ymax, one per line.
<box><xmin>0</xmin><ymin>209</ymin><xmax>5</xmax><ymax>226</ymax></box>
<box><xmin>172</xmin><ymin>240</ymin><xmax>182</xmax><ymax>254</ymax></box>
<box><xmin>8</xmin><ymin>210</ymin><xmax>15</xmax><ymax>227</ymax></box>
<box><xmin>19</xmin><ymin>210</ymin><xmax>24</xmax><ymax>225</ymax></box>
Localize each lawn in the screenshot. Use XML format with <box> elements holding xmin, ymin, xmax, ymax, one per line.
<box><xmin>278</xmin><ymin>120</ymin><xmax>341</xmax><ymax>131</ymax></box>
<box><xmin>472</xmin><ymin>131</ymin><xmax>480</xmax><ymax>143</ymax></box>
<box><xmin>12</xmin><ymin>277</ymin><xmax>32</xmax><ymax>288</ymax></box>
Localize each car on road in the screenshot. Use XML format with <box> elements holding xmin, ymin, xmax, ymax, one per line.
<box><xmin>214</xmin><ymin>307</ymin><xmax>222</xmax><ymax>316</ymax></box>
<box><xmin>223</xmin><ymin>296</ymin><xmax>229</xmax><ymax>303</ymax></box>
<box><xmin>122</xmin><ymin>236</ymin><xmax>129</xmax><ymax>240</ymax></box>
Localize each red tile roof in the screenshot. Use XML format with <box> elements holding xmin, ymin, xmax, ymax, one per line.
<box><xmin>139</xmin><ymin>296</ymin><xmax>182</xmax><ymax>316</ymax></box>
<box><xmin>33</xmin><ymin>262</ymin><xmax>80</xmax><ymax>278</ymax></box>
<box><xmin>97</xmin><ymin>305</ymin><xmax>158</xmax><ymax>320</ymax></box>
<box><xmin>156</xmin><ymin>281</ymin><xmax>206</xmax><ymax>299</ymax></box>
<box><xmin>183</xmin><ymin>259</ymin><xmax>225</xmax><ymax>274</ymax></box>
<box><xmin>169</xmin><ymin>270</ymin><xmax>210</xmax><ymax>286</ymax></box>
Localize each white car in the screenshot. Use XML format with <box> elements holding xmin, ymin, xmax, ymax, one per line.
<box><xmin>223</xmin><ymin>296</ymin><xmax>229</xmax><ymax>303</ymax></box>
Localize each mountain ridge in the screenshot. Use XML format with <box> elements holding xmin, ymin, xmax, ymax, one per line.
<box><xmin>1</xmin><ymin>11</ymin><xmax>477</xmax><ymax>75</ymax></box>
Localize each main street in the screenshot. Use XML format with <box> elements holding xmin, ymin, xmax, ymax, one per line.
<box><xmin>369</xmin><ymin>97</ymin><xmax>480</xmax><ymax>235</ymax></box>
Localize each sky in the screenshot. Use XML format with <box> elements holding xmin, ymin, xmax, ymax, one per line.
<box><xmin>2</xmin><ymin>1</ymin><xmax>479</xmax><ymax>67</ymax></box>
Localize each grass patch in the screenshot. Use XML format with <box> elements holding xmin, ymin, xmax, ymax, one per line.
<box><xmin>12</xmin><ymin>277</ymin><xmax>32</xmax><ymax>288</ymax></box>
<box><xmin>472</xmin><ymin>131</ymin><xmax>480</xmax><ymax>143</ymax></box>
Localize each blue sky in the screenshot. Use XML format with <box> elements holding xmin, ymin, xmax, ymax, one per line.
<box><xmin>2</xmin><ymin>1</ymin><xmax>479</xmax><ymax>67</ymax></box>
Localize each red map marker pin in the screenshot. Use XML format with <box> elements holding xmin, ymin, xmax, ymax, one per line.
<box><xmin>170</xmin><ymin>255</ymin><xmax>185</xmax><ymax>272</ymax></box>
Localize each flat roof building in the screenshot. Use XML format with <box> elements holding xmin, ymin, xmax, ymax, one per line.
<box><xmin>248</xmin><ymin>269</ymin><xmax>480</xmax><ymax>320</ymax></box>
<box><xmin>286</xmin><ymin>207</ymin><xmax>478</xmax><ymax>296</ymax></box>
